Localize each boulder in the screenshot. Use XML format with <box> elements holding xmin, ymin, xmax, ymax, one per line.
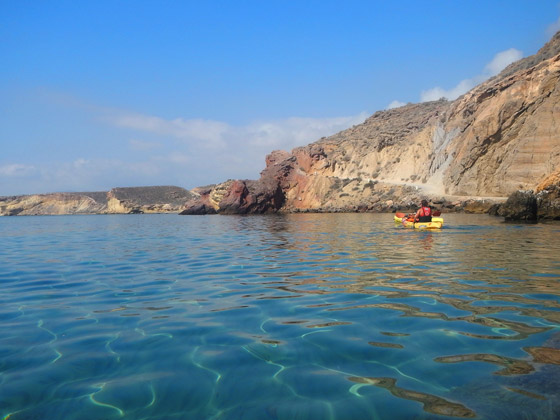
<box><xmin>497</xmin><ymin>190</ymin><xmax>538</xmax><ymax>222</ymax></box>
<box><xmin>536</xmin><ymin>171</ymin><xmax>560</xmax><ymax>220</ymax></box>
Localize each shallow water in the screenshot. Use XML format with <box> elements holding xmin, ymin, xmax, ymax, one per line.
<box><xmin>1</xmin><ymin>213</ymin><xmax>560</xmax><ymax>420</ymax></box>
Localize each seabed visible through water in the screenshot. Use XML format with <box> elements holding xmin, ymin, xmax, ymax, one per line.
<box><xmin>1</xmin><ymin>213</ymin><xmax>559</xmax><ymax>419</ymax></box>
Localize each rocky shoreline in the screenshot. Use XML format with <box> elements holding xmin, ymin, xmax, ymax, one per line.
<box><xmin>2</xmin><ymin>182</ymin><xmax>559</xmax><ymax>222</ymax></box>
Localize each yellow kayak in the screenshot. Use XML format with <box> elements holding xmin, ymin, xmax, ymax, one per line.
<box><xmin>394</xmin><ymin>215</ymin><xmax>444</xmax><ymax>229</ymax></box>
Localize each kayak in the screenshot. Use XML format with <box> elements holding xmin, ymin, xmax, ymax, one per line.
<box><xmin>394</xmin><ymin>214</ymin><xmax>444</xmax><ymax>229</ymax></box>
<box><xmin>394</xmin><ymin>215</ymin><xmax>443</xmax><ymax>229</ymax></box>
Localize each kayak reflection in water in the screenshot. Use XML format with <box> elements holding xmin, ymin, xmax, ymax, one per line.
<box><xmin>420</xmin><ymin>232</ymin><xmax>433</xmax><ymax>250</ymax></box>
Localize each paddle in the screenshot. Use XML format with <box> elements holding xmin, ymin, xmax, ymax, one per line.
<box><xmin>395</xmin><ymin>212</ymin><xmax>406</xmax><ymax>218</ymax></box>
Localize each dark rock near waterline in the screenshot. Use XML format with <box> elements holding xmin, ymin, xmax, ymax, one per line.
<box><xmin>497</xmin><ymin>190</ymin><xmax>538</xmax><ymax>222</ymax></box>
<box><xmin>494</xmin><ymin>172</ymin><xmax>560</xmax><ymax>221</ymax></box>
<box><xmin>179</xmin><ymin>202</ymin><xmax>218</xmax><ymax>215</ymax></box>
<box><xmin>537</xmin><ymin>189</ymin><xmax>560</xmax><ymax>220</ymax></box>
<box><xmin>536</xmin><ymin>174</ymin><xmax>560</xmax><ymax>220</ymax></box>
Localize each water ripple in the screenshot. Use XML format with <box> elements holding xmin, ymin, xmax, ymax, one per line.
<box><xmin>1</xmin><ymin>214</ymin><xmax>560</xmax><ymax>419</ymax></box>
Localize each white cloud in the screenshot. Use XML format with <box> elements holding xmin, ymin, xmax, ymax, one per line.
<box><xmin>244</xmin><ymin>113</ymin><xmax>369</xmax><ymax>149</ymax></box>
<box><xmin>118</xmin><ymin>111</ymin><xmax>368</xmax><ymax>185</ymax></box>
<box><xmin>421</xmin><ymin>79</ymin><xmax>478</xmax><ymax>102</ymax></box>
<box><xmin>387</xmin><ymin>100</ymin><xmax>406</xmax><ymax>109</ymax></box>
<box><xmin>111</xmin><ymin>111</ymin><xmax>368</xmax><ymax>156</ymax></box>
<box><xmin>106</xmin><ymin>110</ymin><xmax>369</xmax><ymax>178</ymax></box>
<box><xmin>0</xmin><ymin>163</ymin><xmax>36</xmax><ymax>177</ymax></box>
<box><xmin>421</xmin><ymin>48</ymin><xmax>522</xmax><ymax>102</ymax></box>
<box><xmin>484</xmin><ymin>48</ymin><xmax>523</xmax><ymax>76</ymax></box>
<box><xmin>112</xmin><ymin>114</ymin><xmax>229</xmax><ymax>149</ymax></box>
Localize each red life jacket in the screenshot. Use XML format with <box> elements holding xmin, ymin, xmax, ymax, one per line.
<box><xmin>420</xmin><ymin>206</ymin><xmax>431</xmax><ymax>217</ymax></box>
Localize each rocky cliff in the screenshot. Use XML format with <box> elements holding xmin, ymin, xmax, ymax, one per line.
<box><xmin>183</xmin><ymin>31</ymin><xmax>560</xmax><ymax>218</ymax></box>
<box><xmin>0</xmin><ymin>186</ymin><xmax>195</xmax><ymax>216</ymax></box>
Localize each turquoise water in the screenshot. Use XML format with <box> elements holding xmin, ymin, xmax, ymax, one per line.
<box><xmin>1</xmin><ymin>213</ymin><xmax>560</xmax><ymax>420</ymax></box>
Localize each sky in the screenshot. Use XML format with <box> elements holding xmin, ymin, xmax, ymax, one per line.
<box><xmin>1</xmin><ymin>1</ymin><xmax>560</xmax><ymax>196</ymax></box>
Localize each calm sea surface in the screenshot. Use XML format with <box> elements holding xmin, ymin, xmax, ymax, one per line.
<box><xmin>1</xmin><ymin>213</ymin><xmax>560</xmax><ymax>420</ymax></box>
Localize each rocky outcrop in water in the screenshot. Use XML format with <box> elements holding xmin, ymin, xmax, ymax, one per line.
<box><xmin>492</xmin><ymin>170</ymin><xmax>560</xmax><ymax>221</ymax></box>
<box><xmin>536</xmin><ymin>171</ymin><xmax>560</xmax><ymax>220</ymax></box>
<box><xmin>0</xmin><ymin>186</ymin><xmax>195</xmax><ymax>216</ymax></box>
<box><xmin>497</xmin><ymin>191</ymin><xmax>539</xmax><ymax>222</ymax></box>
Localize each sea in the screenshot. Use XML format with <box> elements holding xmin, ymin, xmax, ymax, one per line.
<box><xmin>1</xmin><ymin>213</ymin><xmax>559</xmax><ymax>420</ymax></box>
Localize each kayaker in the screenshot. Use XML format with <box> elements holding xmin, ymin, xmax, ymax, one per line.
<box><xmin>414</xmin><ymin>200</ymin><xmax>432</xmax><ymax>222</ymax></box>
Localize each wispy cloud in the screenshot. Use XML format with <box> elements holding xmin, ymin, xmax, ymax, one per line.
<box><xmin>484</xmin><ymin>48</ymin><xmax>524</xmax><ymax>76</ymax></box>
<box><xmin>387</xmin><ymin>100</ymin><xmax>406</xmax><ymax>110</ymax></box>
<box><xmin>112</xmin><ymin>111</ymin><xmax>369</xmax><ymax>184</ymax></box>
<box><xmin>2</xmin><ymin>106</ymin><xmax>368</xmax><ymax>195</ymax></box>
<box><xmin>244</xmin><ymin>114</ymin><xmax>369</xmax><ymax>149</ymax></box>
<box><xmin>111</xmin><ymin>112</ymin><xmax>368</xmax><ymax>152</ymax></box>
<box><xmin>112</xmin><ymin>115</ymin><xmax>229</xmax><ymax>149</ymax></box>
<box><xmin>420</xmin><ymin>79</ymin><xmax>479</xmax><ymax>102</ymax></box>
<box><xmin>0</xmin><ymin>163</ymin><xmax>36</xmax><ymax>177</ymax></box>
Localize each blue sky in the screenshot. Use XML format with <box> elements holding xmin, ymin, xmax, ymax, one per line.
<box><xmin>1</xmin><ymin>1</ymin><xmax>560</xmax><ymax>195</ymax></box>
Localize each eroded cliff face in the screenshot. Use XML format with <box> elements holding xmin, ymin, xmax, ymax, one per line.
<box><xmin>183</xmin><ymin>32</ymin><xmax>560</xmax><ymax>216</ymax></box>
<box><xmin>0</xmin><ymin>186</ymin><xmax>195</xmax><ymax>216</ymax></box>
<box><xmin>443</xmin><ymin>53</ymin><xmax>560</xmax><ymax>196</ymax></box>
